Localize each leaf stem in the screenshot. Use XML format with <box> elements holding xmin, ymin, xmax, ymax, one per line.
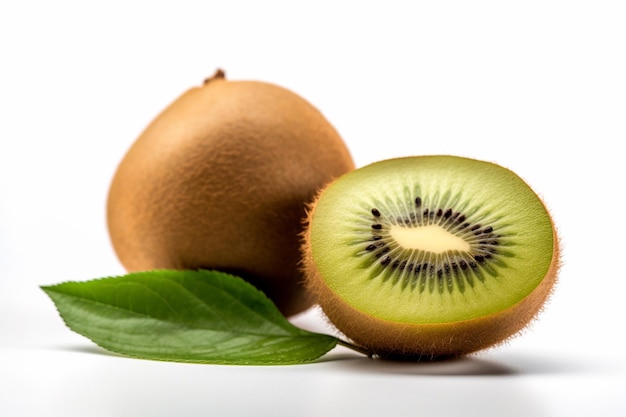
<box><xmin>336</xmin><ymin>339</ymin><xmax>376</xmax><ymax>358</ymax></box>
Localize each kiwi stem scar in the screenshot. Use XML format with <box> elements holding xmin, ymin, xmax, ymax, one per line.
<box><xmin>390</xmin><ymin>224</ymin><xmax>471</xmax><ymax>253</ymax></box>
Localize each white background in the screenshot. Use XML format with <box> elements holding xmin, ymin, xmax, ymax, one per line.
<box><xmin>1</xmin><ymin>1</ymin><xmax>625</xmax><ymax>416</ymax></box>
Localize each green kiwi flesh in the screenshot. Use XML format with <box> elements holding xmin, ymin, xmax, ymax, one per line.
<box><xmin>303</xmin><ymin>155</ymin><xmax>558</xmax><ymax>358</ymax></box>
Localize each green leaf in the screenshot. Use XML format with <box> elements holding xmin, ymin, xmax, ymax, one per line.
<box><xmin>41</xmin><ymin>269</ymin><xmax>338</xmax><ymax>365</ymax></box>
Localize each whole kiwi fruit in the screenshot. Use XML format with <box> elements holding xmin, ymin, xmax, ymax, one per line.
<box><xmin>303</xmin><ymin>155</ymin><xmax>559</xmax><ymax>359</ymax></box>
<box><xmin>107</xmin><ymin>69</ymin><xmax>354</xmax><ymax>317</ymax></box>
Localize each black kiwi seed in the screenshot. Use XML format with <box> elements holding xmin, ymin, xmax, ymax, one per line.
<box><xmin>359</xmin><ymin>197</ymin><xmax>503</xmax><ymax>293</ymax></box>
<box><xmin>373</xmin><ymin>245</ymin><xmax>391</xmax><ymax>259</ymax></box>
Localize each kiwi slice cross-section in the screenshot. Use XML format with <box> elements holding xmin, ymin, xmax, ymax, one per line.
<box><xmin>303</xmin><ymin>155</ymin><xmax>559</xmax><ymax>360</ymax></box>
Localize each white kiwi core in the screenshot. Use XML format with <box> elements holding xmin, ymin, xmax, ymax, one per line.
<box><xmin>390</xmin><ymin>224</ymin><xmax>470</xmax><ymax>254</ymax></box>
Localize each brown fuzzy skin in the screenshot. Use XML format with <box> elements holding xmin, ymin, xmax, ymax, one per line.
<box><xmin>302</xmin><ymin>192</ymin><xmax>560</xmax><ymax>360</ymax></box>
<box><xmin>107</xmin><ymin>70</ymin><xmax>354</xmax><ymax>317</ymax></box>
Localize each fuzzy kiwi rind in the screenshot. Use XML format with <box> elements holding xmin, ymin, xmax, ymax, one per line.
<box><xmin>107</xmin><ymin>70</ymin><xmax>354</xmax><ymax>317</ymax></box>
<box><xmin>303</xmin><ymin>155</ymin><xmax>559</xmax><ymax>359</ymax></box>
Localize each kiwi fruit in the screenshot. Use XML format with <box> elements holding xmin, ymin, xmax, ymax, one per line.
<box><xmin>303</xmin><ymin>155</ymin><xmax>559</xmax><ymax>359</ymax></box>
<box><xmin>107</xmin><ymin>69</ymin><xmax>354</xmax><ymax>317</ymax></box>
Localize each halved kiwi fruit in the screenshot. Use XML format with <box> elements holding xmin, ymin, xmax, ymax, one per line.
<box><xmin>303</xmin><ymin>155</ymin><xmax>559</xmax><ymax>359</ymax></box>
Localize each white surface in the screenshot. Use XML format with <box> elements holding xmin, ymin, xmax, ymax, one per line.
<box><xmin>1</xmin><ymin>1</ymin><xmax>625</xmax><ymax>416</ymax></box>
